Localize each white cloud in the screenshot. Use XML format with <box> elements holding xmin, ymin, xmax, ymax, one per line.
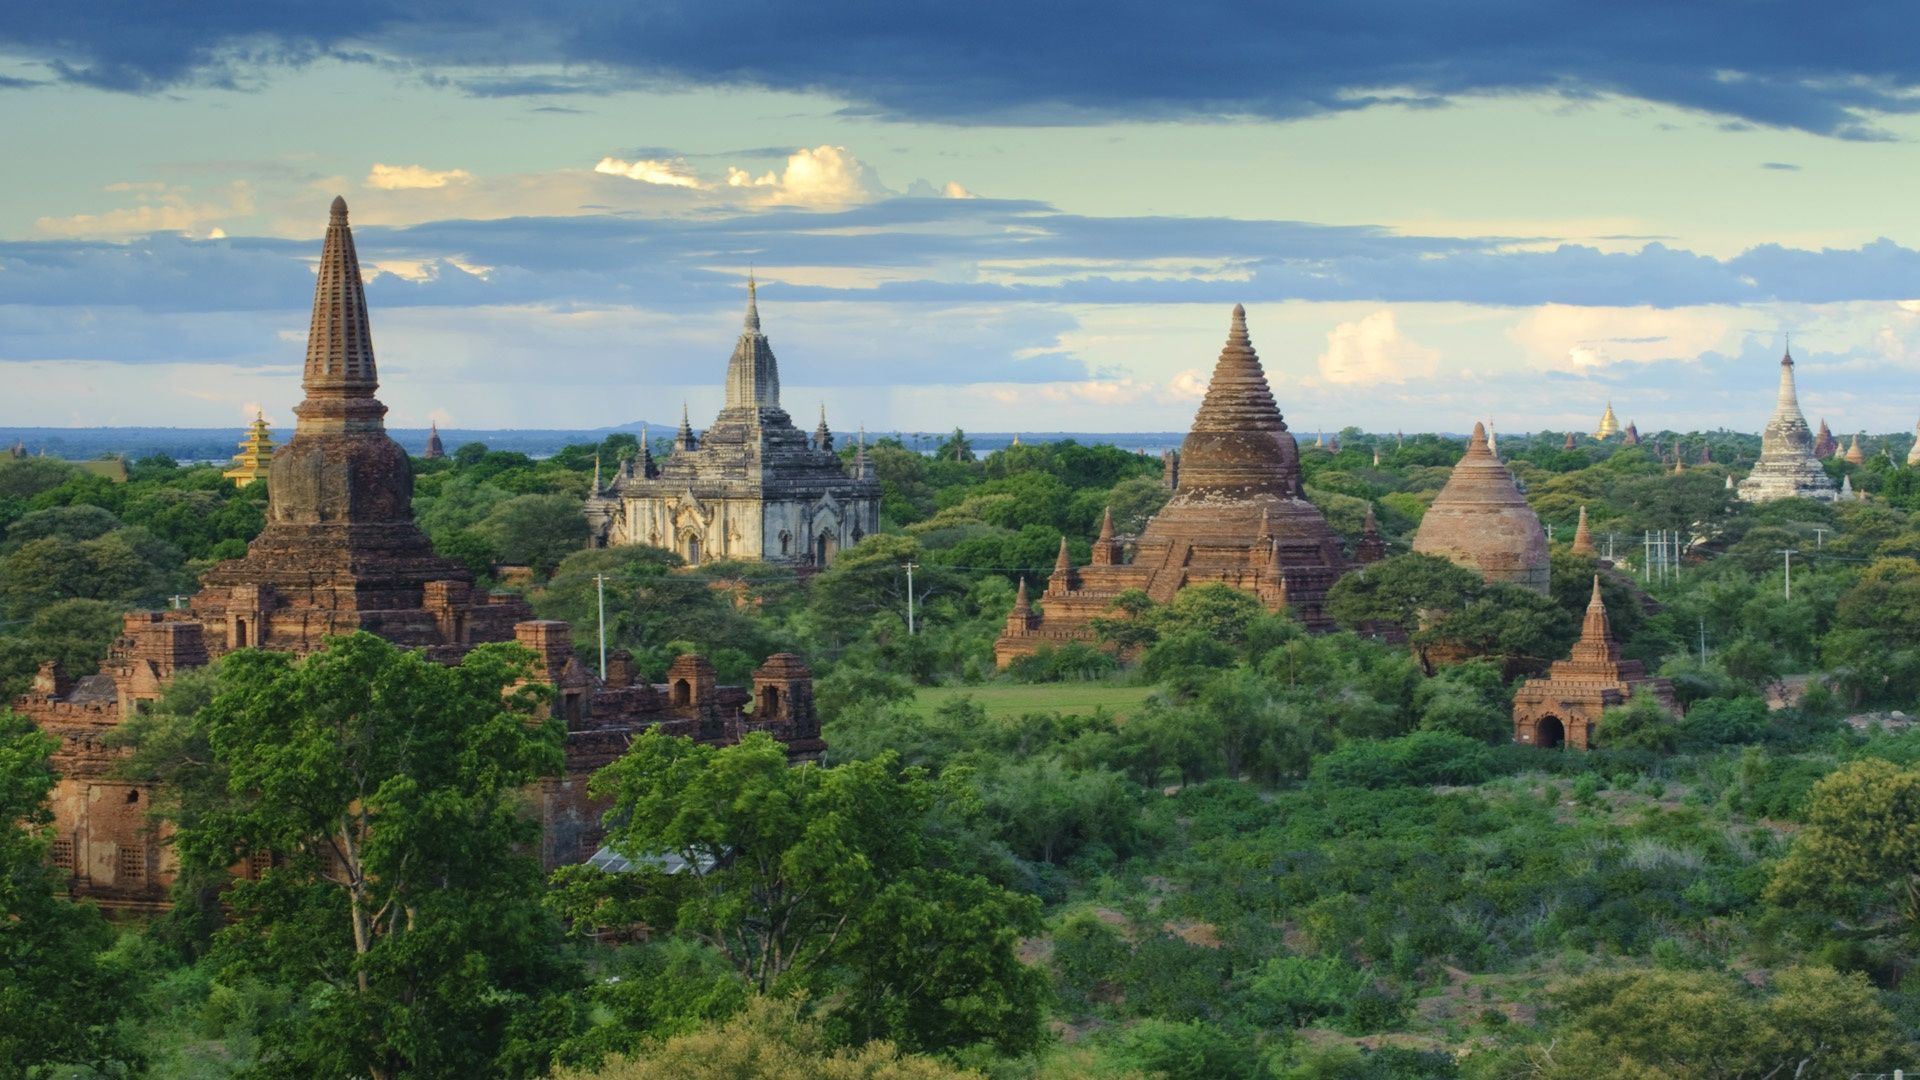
<box><xmin>1166</xmin><ymin>368</ymin><xmax>1210</xmax><ymax>399</ymax></box>
<box><xmin>1899</xmin><ymin>300</ymin><xmax>1920</xmax><ymax>316</ymax></box>
<box><xmin>1316</xmin><ymin>310</ymin><xmax>1440</xmax><ymax>385</ymax></box>
<box><xmin>365</xmin><ymin>163</ymin><xmax>475</xmax><ymax>190</ymax></box>
<box><xmin>943</xmin><ymin>181</ymin><xmax>976</xmax><ymax>199</ymax></box>
<box><xmin>1507</xmin><ymin>304</ymin><xmax>1734</xmax><ymax>371</ymax></box>
<box><xmin>592</xmin><ymin>156</ymin><xmax>710</xmax><ymax>189</ymax></box>
<box><xmin>728</xmin><ymin>146</ymin><xmax>890</xmax><ymax>208</ymax></box>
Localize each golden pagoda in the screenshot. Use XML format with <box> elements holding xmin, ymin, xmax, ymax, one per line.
<box><xmin>222</xmin><ymin>412</ymin><xmax>276</xmax><ymax>488</ymax></box>
<box><xmin>1593</xmin><ymin>402</ymin><xmax>1620</xmax><ymax>440</ymax></box>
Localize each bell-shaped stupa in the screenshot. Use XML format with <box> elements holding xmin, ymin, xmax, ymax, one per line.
<box><xmin>1736</xmin><ymin>347</ymin><xmax>1837</xmax><ymax>503</ymax></box>
<box><xmin>1413</xmin><ymin>421</ymin><xmax>1551</xmax><ymax>592</ymax></box>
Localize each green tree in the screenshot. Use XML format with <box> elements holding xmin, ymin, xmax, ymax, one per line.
<box><xmin>0</xmin><ymin>711</ymin><xmax>137</xmax><ymax>1077</ymax></box>
<box><xmin>573</xmin><ymin>731</ymin><xmax>1046</xmax><ymax>1054</ymax></box>
<box><xmin>167</xmin><ymin>633</ymin><xmax>573</xmax><ymax>1079</ymax></box>
<box><xmin>1326</xmin><ymin>553</ymin><xmax>1482</xmax><ymax>639</ymax></box>
<box><xmin>1523</xmin><ymin>967</ymin><xmax>1908</xmax><ymax>1078</ymax></box>
<box><xmin>555</xmin><ymin>996</ymin><xmax>984</xmax><ymax>1080</ymax></box>
<box><xmin>1768</xmin><ymin>758</ymin><xmax>1920</xmax><ymax>941</ymax></box>
<box><xmin>474</xmin><ymin>492</ymin><xmax>592</xmax><ymax>575</ymax></box>
<box><xmin>1591</xmin><ymin>692</ymin><xmax>1680</xmax><ymax>752</ymax></box>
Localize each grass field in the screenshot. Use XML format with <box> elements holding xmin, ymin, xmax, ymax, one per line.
<box><xmin>909</xmin><ymin>682</ymin><xmax>1157</xmax><ymax>722</ymax></box>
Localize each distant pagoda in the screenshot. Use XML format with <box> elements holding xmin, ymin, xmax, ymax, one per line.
<box><xmin>221</xmin><ymin>412</ymin><xmax>275</xmax><ymax>488</ymax></box>
<box><xmin>1593</xmin><ymin>402</ymin><xmax>1620</xmax><ymax>440</ymax></box>
<box><xmin>1736</xmin><ymin>347</ymin><xmax>1837</xmax><ymax>504</ymax></box>
<box><xmin>1813</xmin><ymin>419</ymin><xmax>1838</xmax><ymax>459</ymax></box>
<box><xmin>1845</xmin><ymin>434</ymin><xmax>1866</xmax><ymax>465</ymax></box>
<box><xmin>1621</xmin><ymin>421</ymin><xmax>1640</xmax><ymax>446</ymax></box>
<box><xmin>424</xmin><ymin>421</ymin><xmax>445</xmax><ymax>460</ymax></box>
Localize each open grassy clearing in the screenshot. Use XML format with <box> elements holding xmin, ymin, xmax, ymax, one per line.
<box><xmin>911</xmin><ymin>681</ymin><xmax>1157</xmax><ymax>722</ymax></box>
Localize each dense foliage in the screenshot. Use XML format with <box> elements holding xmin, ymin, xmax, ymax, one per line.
<box><xmin>8</xmin><ymin>425</ymin><xmax>1920</xmax><ymax>1076</ymax></box>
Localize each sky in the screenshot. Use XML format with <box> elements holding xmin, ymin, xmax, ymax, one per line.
<box><xmin>3</xmin><ymin>3</ymin><xmax>1920</xmax><ymax>435</ymax></box>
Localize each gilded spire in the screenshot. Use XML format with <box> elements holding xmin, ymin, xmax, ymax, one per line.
<box><xmin>1846</xmin><ymin>433</ymin><xmax>1865</xmax><ymax>465</ymax></box>
<box><xmin>293</xmin><ymin>196</ymin><xmax>386</xmax><ymax>435</ymax></box>
<box><xmin>222</xmin><ymin>411</ymin><xmax>276</xmax><ymax>488</ymax></box>
<box><xmin>1571</xmin><ymin>505</ymin><xmax>1595</xmax><ymax>555</ymax></box>
<box><xmin>1593</xmin><ymin>402</ymin><xmax>1620</xmax><ymax>440</ymax></box>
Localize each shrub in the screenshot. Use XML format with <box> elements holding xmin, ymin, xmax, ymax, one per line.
<box><xmin>1311</xmin><ymin>732</ymin><xmax>1496</xmax><ymax>789</ymax></box>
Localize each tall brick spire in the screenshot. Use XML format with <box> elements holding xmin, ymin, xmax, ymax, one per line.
<box><xmin>294</xmin><ymin>196</ymin><xmax>385</xmax><ymax>436</ymax></box>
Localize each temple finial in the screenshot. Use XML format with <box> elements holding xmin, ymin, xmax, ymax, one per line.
<box><xmin>1470</xmin><ymin>420</ymin><xmax>1488</xmax><ymax>448</ymax></box>
<box><xmin>295</xmin><ymin>195</ymin><xmax>382</xmax><ymax>435</ymax></box>
<box><xmin>1054</xmin><ymin>535</ymin><xmax>1071</xmax><ymax>572</ymax></box>
<box><xmin>745</xmin><ymin>272</ymin><xmax>761</xmax><ymax>332</ymax></box>
<box><xmin>330</xmin><ymin>194</ymin><xmax>348</xmax><ymax>220</ymax></box>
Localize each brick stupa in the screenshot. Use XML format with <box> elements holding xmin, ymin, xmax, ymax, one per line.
<box><xmin>1412</xmin><ymin>422</ymin><xmax>1551</xmax><ymax>593</ymax></box>
<box><xmin>1736</xmin><ymin>347</ymin><xmax>1837</xmax><ymax>503</ymax></box>
<box><xmin>995</xmin><ymin>305</ymin><xmax>1347</xmax><ymax>666</ymax></box>
<box><xmin>1512</xmin><ymin>576</ymin><xmax>1676</xmax><ymax>749</ymax></box>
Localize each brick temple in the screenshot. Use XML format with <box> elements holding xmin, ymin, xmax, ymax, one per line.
<box><xmin>13</xmin><ymin>197</ymin><xmax>822</xmax><ymax>912</ymax></box>
<box><xmin>583</xmin><ymin>278</ymin><xmax>881</xmax><ymax>566</ymax></box>
<box><xmin>1412</xmin><ymin>422</ymin><xmax>1551</xmax><ymax>593</ymax></box>
<box><xmin>995</xmin><ymin>305</ymin><xmax>1361</xmax><ymax>667</ymax></box>
<box><xmin>1511</xmin><ymin>576</ymin><xmax>1677</xmax><ymax>749</ymax></box>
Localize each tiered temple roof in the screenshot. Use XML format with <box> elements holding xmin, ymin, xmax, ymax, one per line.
<box><xmin>584</xmin><ymin>279</ymin><xmax>879</xmax><ymax>565</ymax></box>
<box><xmin>221</xmin><ymin>412</ymin><xmax>275</xmax><ymax>488</ymax></box>
<box><xmin>995</xmin><ymin>305</ymin><xmax>1347</xmax><ymax>666</ymax></box>
<box><xmin>1736</xmin><ymin>348</ymin><xmax>1837</xmax><ymax>503</ymax></box>
<box><xmin>1412</xmin><ymin>422</ymin><xmax>1551</xmax><ymax>593</ymax></box>
<box><xmin>1512</xmin><ymin>577</ymin><xmax>1676</xmax><ymax>749</ymax></box>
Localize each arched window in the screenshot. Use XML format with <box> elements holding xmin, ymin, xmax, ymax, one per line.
<box><xmin>760</xmin><ymin>685</ymin><xmax>782</xmax><ymax>717</ymax></box>
<box><xmin>684</xmin><ymin>535</ymin><xmax>702</xmax><ymax>566</ymax></box>
<box><xmin>672</xmin><ymin>679</ymin><xmax>692</xmax><ymax>706</ymax></box>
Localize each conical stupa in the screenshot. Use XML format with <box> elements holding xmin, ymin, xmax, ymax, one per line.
<box><xmin>1413</xmin><ymin>422</ymin><xmax>1551</xmax><ymax>593</ymax></box>
<box><xmin>1736</xmin><ymin>347</ymin><xmax>1838</xmax><ymax>503</ymax></box>
<box><xmin>1845</xmin><ymin>434</ymin><xmax>1866</xmax><ymax>465</ymax></box>
<box><xmin>1570</xmin><ymin>506</ymin><xmax>1595</xmax><ymax>556</ymax></box>
<box><xmin>423</xmin><ymin>421</ymin><xmax>445</xmax><ymax>460</ymax></box>
<box><xmin>1593</xmin><ymin>403</ymin><xmax>1620</xmax><ymax>440</ymax></box>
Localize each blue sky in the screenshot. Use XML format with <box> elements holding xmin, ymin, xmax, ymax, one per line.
<box><xmin>3</xmin><ymin>4</ymin><xmax>1919</xmax><ymax>434</ymax></box>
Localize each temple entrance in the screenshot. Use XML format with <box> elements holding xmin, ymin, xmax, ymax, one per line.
<box><xmin>684</xmin><ymin>535</ymin><xmax>701</xmax><ymax>566</ymax></box>
<box><xmin>759</xmin><ymin>685</ymin><xmax>782</xmax><ymax>717</ymax></box>
<box><xmin>672</xmin><ymin>679</ymin><xmax>692</xmax><ymax>706</ymax></box>
<box><xmin>815</xmin><ymin>532</ymin><xmax>837</xmax><ymax>566</ymax></box>
<box><xmin>1535</xmin><ymin>715</ymin><xmax>1565</xmax><ymax>749</ymax></box>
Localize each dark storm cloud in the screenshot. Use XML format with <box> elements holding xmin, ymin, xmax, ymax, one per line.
<box><xmin>4</xmin><ymin>198</ymin><xmax>1918</xmax><ymax>323</ymax></box>
<box><xmin>3</xmin><ymin>1</ymin><xmax>1919</xmax><ymax>137</ymax></box>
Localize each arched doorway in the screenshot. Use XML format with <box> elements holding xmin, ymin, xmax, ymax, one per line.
<box><xmin>815</xmin><ymin>531</ymin><xmax>837</xmax><ymax>566</ymax></box>
<box><xmin>684</xmin><ymin>534</ymin><xmax>702</xmax><ymax>566</ymax></box>
<box><xmin>672</xmin><ymin>679</ymin><xmax>692</xmax><ymax>706</ymax></box>
<box><xmin>1536</xmin><ymin>715</ymin><xmax>1565</xmax><ymax>749</ymax></box>
<box><xmin>759</xmin><ymin>685</ymin><xmax>782</xmax><ymax>717</ymax></box>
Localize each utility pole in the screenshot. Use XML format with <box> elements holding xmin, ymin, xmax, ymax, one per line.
<box><xmin>168</xmin><ymin>594</ymin><xmax>191</xmax><ymax>610</ymax></box>
<box><xmin>1605</xmin><ymin>533</ymin><xmax>1615</xmax><ymax>562</ymax></box>
<box><xmin>904</xmin><ymin>562</ymin><xmax>918</xmax><ymax>635</ymax></box>
<box><xmin>1698</xmin><ymin>616</ymin><xmax>1708</xmax><ymax>663</ymax></box>
<box><xmin>1777</xmin><ymin>549</ymin><xmax>1797</xmax><ymax>600</ymax></box>
<box><xmin>593</xmin><ymin>573</ymin><xmax>608</xmax><ymax>680</ymax></box>
<box><xmin>1643</xmin><ymin>530</ymin><xmax>1651</xmax><ymax>582</ymax></box>
<box><xmin>1813</xmin><ymin>527</ymin><xmax>1827</xmax><ymax>550</ymax></box>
